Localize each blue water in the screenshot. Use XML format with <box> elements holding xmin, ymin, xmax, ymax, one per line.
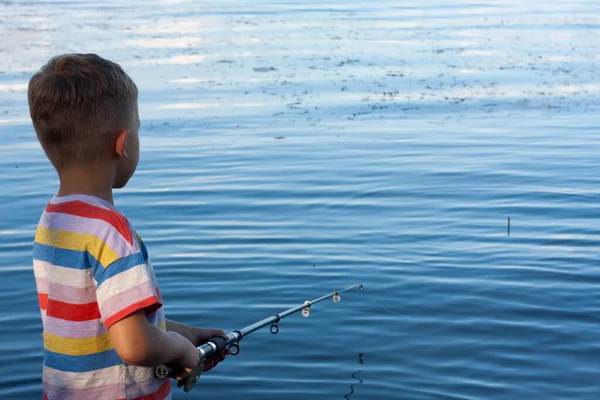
<box><xmin>2</xmin><ymin>0</ymin><xmax>600</xmax><ymax>399</ymax></box>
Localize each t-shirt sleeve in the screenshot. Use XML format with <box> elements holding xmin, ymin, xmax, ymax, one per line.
<box><xmin>94</xmin><ymin>252</ymin><xmax>162</xmax><ymax>329</ymax></box>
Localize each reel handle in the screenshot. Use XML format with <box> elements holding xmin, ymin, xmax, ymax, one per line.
<box><xmin>155</xmin><ymin>336</ymin><xmax>229</xmax><ymax>393</ymax></box>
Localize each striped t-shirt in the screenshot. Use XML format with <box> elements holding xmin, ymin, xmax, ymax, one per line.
<box><xmin>33</xmin><ymin>194</ymin><xmax>171</xmax><ymax>400</ymax></box>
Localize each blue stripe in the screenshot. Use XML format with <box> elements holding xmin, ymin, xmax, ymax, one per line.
<box><xmin>95</xmin><ymin>252</ymin><xmax>146</xmax><ymax>287</ymax></box>
<box><xmin>33</xmin><ymin>243</ymin><xmax>98</xmax><ymax>271</ymax></box>
<box><xmin>44</xmin><ymin>349</ymin><xmax>122</xmax><ymax>372</ymax></box>
<box><xmin>139</xmin><ymin>237</ymin><xmax>149</xmax><ymax>262</ymax></box>
<box><xmin>34</xmin><ymin>244</ymin><xmax>147</xmax><ymax>288</ymax></box>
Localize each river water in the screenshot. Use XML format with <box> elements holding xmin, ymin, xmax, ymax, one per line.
<box><xmin>1</xmin><ymin>0</ymin><xmax>600</xmax><ymax>399</ymax></box>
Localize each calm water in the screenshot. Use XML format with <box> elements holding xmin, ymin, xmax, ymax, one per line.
<box><xmin>1</xmin><ymin>0</ymin><xmax>600</xmax><ymax>399</ymax></box>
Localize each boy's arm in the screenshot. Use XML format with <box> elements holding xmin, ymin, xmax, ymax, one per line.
<box><xmin>109</xmin><ymin>310</ymin><xmax>199</xmax><ymax>368</ymax></box>
<box><xmin>165</xmin><ymin>319</ymin><xmax>197</xmax><ymax>343</ymax></box>
<box><xmin>166</xmin><ymin>319</ymin><xmax>227</xmax><ymax>348</ymax></box>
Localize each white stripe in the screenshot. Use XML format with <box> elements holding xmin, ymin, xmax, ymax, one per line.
<box><xmin>34</xmin><ymin>260</ymin><xmax>93</xmax><ymax>288</ymax></box>
<box><xmin>35</xmin><ymin>276</ymin><xmax>49</xmax><ymax>295</ymax></box>
<box><xmin>43</xmin><ymin>314</ymin><xmax>106</xmax><ymax>337</ymax></box>
<box><xmin>96</xmin><ymin>264</ymin><xmax>151</xmax><ymax>307</ymax></box>
<box><xmin>147</xmin><ymin>259</ymin><xmax>159</xmax><ymax>287</ymax></box>
<box><xmin>43</xmin><ymin>364</ymin><xmax>157</xmax><ymax>389</ymax></box>
<box><xmin>124</xmin><ymin>365</ymin><xmax>156</xmax><ymax>383</ymax></box>
<box><xmin>33</xmin><ymin>259</ymin><xmax>50</xmax><ymax>279</ymax></box>
<box><xmin>44</xmin><ymin>365</ymin><xmax>122</xmax><ymax>388</ymax></box>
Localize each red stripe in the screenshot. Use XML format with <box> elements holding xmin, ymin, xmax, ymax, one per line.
<box><xmin>38</xmin><ymin>293</ymin><xmax>48</xmax><ymax>310</ymax></box>
<box><xmin>46</xmin><ymin>200</ymin><xmax>133</xmax><ymax>246</ymax></box>
<box><xmin>43</xmin><ymin>392</ymin><xmax>49</xmax><ymax>400</ymax></box>
<box><xmin>46</xmin><ymin>298</ymin><xmax>101</xmax><ymax>321</ymax></box>
<box><xmin>132</xmin><ymin>380</ymin><xmax>171</xmax><ymax>400</ymax></box>
<box><xmin>104</xmin><ymin>296</ymin><xmax>161</xmax><ymax>329</ymax></box>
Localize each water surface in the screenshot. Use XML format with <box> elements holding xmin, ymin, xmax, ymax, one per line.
<box><xmin>1</xmin><ymin>1</ymin><xmax>600</xmax><ymax>399</ymax></box>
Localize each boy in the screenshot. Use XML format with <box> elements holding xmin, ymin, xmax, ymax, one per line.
<box><xmin>28</xmin><ymin>54</ymin><xmax>227</xmax><ymax>399</ymax></box>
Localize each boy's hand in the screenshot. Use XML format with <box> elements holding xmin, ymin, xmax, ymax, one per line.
<box><xmin>192</xmin><ymin>327</ymin><xmax>227</xmax><ymax>347</ymax></box>
<box><xmin>170</xmin><ymin>331</ymin><xmax>200</xmax><ymax>380</ymax></box>
<box><xmin>192</xmin><ymin>327</ymin><xmax>231</xmax><ymax>372</ymax></box>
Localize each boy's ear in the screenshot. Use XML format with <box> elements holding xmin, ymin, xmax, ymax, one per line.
<box><xmin>115</xmin><ymin>129</ymin><xmax>130</xmax><ymax>159</ymax></box>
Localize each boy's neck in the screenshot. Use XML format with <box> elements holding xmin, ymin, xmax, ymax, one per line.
<box><xmin>57</xmin><ymin>163</ymin><xmax>115</xmax><ymax>205</ymax></box>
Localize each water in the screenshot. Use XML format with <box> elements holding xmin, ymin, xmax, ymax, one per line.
<box><xmin>1</xmin><ymin>0</ymin><xmax>600</xmax><ymax>398</ymax></box>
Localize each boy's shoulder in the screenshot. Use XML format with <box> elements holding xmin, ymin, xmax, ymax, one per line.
<box><xmin>36</xmin><ymin>194</ymin><xmax>142</xmax><ymax>268</ymax></box>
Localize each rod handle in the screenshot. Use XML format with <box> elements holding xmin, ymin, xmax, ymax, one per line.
<box><xmin>208</xmin><ymin>336</ymin><xmax>228</xmax><ymax>354</ymax></box>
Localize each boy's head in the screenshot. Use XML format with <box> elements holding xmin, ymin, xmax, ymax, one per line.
<box><xmin>28</xmin><ymin>53</ymin><xmax>140</xmax><ymax>188</ymax></box>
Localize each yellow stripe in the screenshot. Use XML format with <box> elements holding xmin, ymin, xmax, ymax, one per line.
<box><xmin>157</xmin><ymin>319</ymin><xmax>167</xmax><ymax>331</ymax></box>
<box><xmin>35</xmin><ymin>226</ymin><xmax>119</xmax><ymax>268</ymax></box>
<box><xmin>43</xmin><ymin>332</ymin><xmax>114</xmax><ymax>356</ymax></box>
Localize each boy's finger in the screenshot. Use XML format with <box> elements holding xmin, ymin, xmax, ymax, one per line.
<box><xmin>214</xmin><ymin>329</ymin><xmax>227</xmax><ymax>339</ymax></box>
<box><xmin>202</xmin><ymin>359</ymin><xmax>216</xmax><ymax>372</ymax></box>
<box><xmin>205</xmin><ymin>329</ymin><xmax>226</xmax><ymax>339</ymax></box>
<box><xmin>172</xmin><ymin>366</ymin><xmax>192</xmax><ymax>381</ymax></box>
<box><xmin>215</xmin><ymin>348</ymin><xmax>231</xmax><ymax>362</ymax></box>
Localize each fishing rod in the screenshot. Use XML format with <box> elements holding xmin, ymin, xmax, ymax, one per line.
<box><xmin>155</xmin><ymin>284</ymin><xmax>364</xmax><ymax>393</ymax></box>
